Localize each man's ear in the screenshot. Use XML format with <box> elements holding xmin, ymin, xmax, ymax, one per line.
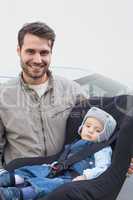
<box><xmin>17</xmin><ymin>45</ymin><xmax>21</xmax><ymax>56</ymax></box>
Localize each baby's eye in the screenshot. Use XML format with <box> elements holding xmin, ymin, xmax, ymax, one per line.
<box><xmin>96</xmin><ymin>129</ymin><xmax>101</xmax><ymax>133</ymax></box>
<box><xmin>86</xmin><ymin>125</ymin><xmax>90</xmax><ymax>128</ymax></box>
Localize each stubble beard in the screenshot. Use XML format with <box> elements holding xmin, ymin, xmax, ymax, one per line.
<box><xmin>20</xmin><ymin>59</ymin><xmax>49</xmax><ymax>80</ymax></box>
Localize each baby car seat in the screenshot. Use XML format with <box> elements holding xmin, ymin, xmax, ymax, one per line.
<box><xmin>5</xmin><ymin>95</ymin><xmax>133</xmax><ymax>200</ymax></box>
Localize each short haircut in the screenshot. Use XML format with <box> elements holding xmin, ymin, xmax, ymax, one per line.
<box><xmin>18</xmin><ymin>22</ymin><xmax>56</xmax><ymax>49</ymax></box>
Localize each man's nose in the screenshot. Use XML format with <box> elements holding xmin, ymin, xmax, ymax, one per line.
<box><xmin>33</xmin><ymin>53</ymin><xmax>42</xmax><ymax>64</ymax></box>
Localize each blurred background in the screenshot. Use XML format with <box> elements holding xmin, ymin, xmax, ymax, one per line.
<box><xmin>0</xmin><ymin>0</ymin><xmax>133</xmax><ymax>88</ymax></box>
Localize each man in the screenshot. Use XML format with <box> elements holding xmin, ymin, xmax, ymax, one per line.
<box><xmin>0</xmin><ymin>22</ymin><xmax>85</xmax><ymax>169</ymax></box>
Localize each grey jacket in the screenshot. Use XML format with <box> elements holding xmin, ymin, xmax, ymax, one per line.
<box><xmin>0</xmin><ymin>73</ymin><xmax>85</xmax><ymax>168</ymax></box>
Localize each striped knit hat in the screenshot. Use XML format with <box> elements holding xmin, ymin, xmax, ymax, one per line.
<box><xmin>78</xmin><ymin>107</ymin><xmax>117</xmax><ymax>142</ymax></box>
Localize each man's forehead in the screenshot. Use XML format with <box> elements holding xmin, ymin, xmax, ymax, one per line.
<box><xmin>22</xmin><ymin>33</ymin><xmax>52</xmax><ymax>48</ymax></box>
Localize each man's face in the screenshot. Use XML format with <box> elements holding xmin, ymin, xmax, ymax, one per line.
<box><xmin>17</xmin><ymin>33</ymin><xmax>52</xmax><ymax>84</ymax></box>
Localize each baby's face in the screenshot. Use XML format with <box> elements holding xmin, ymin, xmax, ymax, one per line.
<box><xmin>81</xmin><ymin>117</ymin><xmax>104</xmax><ymax>142</ymax></box>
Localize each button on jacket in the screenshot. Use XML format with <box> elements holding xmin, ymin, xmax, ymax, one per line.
<box><xmin>0</xmin><ymin>73</ymin><xmax>85</xmax><ymax>168</ymax></box>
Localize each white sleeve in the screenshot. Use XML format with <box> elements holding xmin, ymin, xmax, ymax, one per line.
<box><xmin>83</xmin><ymin>146</ymin><xmax>112</xmax><ymax>180</ymax></box>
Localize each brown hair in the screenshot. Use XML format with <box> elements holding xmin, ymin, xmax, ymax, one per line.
<box><xmin>18</xmin><ymin>22</ymin><xmax>56</xmax><ymax>49</ymax></box>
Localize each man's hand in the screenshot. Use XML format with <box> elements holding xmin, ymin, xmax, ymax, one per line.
<box><xmin>72</xmin><ymin>175</ymin><xmax>87</xmax><ymax>181</ymax></box>
<box><xmin>128</xmin><ymin>158</ymin><xmax>133</xmax><ymax>175</ymax></box>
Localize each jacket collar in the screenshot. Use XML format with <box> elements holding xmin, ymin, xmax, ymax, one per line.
<box><xmin>19</xmin><ymin>71</ymin><xmax>54</xmax><ymax>92</ymax></box>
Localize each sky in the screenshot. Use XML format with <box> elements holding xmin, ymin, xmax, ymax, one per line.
<box><xmin>0</xmin><ymin>0</ymin><xmax>133</xmax><ymax>87</ymax></box>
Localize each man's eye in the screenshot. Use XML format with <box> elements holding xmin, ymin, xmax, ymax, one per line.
<box><xmin>40</xmin><ymin>51</ymin><xmax>50</xmax><ymax>56</ymax></box>
<box><xmin>26</xmin><ymin>49</ymin><xmax>34</xmax><ymax>54</ymax></box>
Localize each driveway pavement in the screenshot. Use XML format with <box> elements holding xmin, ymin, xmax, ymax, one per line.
<box><xmin>117</xmin><ymin>176</ymin><xmax>133</xmax><ymax>200</ymax></box>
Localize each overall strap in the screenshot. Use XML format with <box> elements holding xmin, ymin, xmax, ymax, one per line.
<box><xmin>58</xmin><ymin>143</ymin><xmax>74</xmax><ymax>163</ymax></box>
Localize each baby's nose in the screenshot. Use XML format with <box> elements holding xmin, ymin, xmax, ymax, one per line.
<box><xmin>88</xmin><ymin>127</ymin><xmax>94</xmax><ymax>134</ymax></box>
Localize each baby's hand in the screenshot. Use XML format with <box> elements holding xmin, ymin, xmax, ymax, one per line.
<box><xmin>72</xmin><ymin>175</ymin><xmax>86</xmax><ymax>181</ymax></box>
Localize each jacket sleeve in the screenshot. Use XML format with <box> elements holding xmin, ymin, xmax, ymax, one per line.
<box><xmin>83</xmin><ymin>147</ymin><xmax>112</xmax><ymax>180</ymax></box>
<box><xmin>0</xmin><ymin>118</ymin><xmax>6</xmax><ymax>168</ymax></box>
